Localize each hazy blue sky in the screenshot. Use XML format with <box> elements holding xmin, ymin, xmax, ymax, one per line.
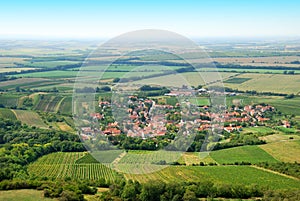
<box><xmin>0</xmin><ymin>0</ymin><xmax>299</xmax><ymax>38</ymax></box>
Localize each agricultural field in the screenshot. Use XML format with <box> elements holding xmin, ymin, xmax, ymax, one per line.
<box><xmin>132</xmin><ymin>72</ymin><xmax>237</xmax><ymax>87</ymax></box>
<box><xmin>33</xmin><ymin>94</ymin><xmax>65</xmax><ymax>112</ymax></box>
<box><xmin>179</xmin><ymin>152</ymin><xmax>216</xmax><ymax>165</ymax></box>
<box><xmin>0</xmin><ymin>94</ymin><xmax>19</xmax><ymax>107</ymax></box>
<box><xmin>58</xmin><ymin>96</ymin><xmax>72</xmax><ymax>115</ymax></box>
<box><xmin>118</xmin><ymin>150</ymin><xmax>182</xmax><ymax>165</ymax></box>
<box><xmin>55</xmin><ymin>122</ymin><xmax>74</xmax><ymax>132</ymax></box>
<box><xmin>0</xmin><ymin>78</ymin><xmax>49</xmax><ymax>89</ymax></box>
<box><xmin>259</xmin><ymin>140</ymin><xmax>300</xmax><ymax>163</ymax></box>
<box><xmin>0</xmin><ymin>108</ymin><xmax>17</xmax><ymax>120</ymax></box>
<box><xmin>26</xmin><ymin>152</ymin><xmax>300</xmax><ymax>191</ymax></box>
<box><xmin>12</xmin><ymin>109</ymin><xmax>47</xmax><ymax>128</ymax></box>
<box><xmin>241</xmin><ymin>126</ymin><xmax>278</xmax><ymax>135</ymax></box>
<box><xmin>223</xmin><ymin>73</ymin><xmax>300</xmax><ymax>94</ymax></box>
<box><xmin>224</xmin><ymin>77</ymin><xmax>252</xmax><ymax>84</ymax></box>
<box><xmin>28</xmin><ymin>152</ymin><xmax>118</xmax><ymax>181</ymax></box>
<box><xmin>259</xmin><ymin>134</ymin><xmax>300</xmax><ymax>143</ymax></box>
<box><xmin>79</xmin><ymin>150</ymin><xmax>124</xmax><ymax>164</ymax></box>
<box><xmin>0</xmin><ymin>189</ymin><xmax>54</xmax><ymax>201</ymax></box>
<box><xmin>125</xmin><ymin>165</ymin><xmax>300</xmax><ymax>190</ymax></box>
<box><xmin>210</xmin><ymin>146</ymin><xmax>279</xmax><ymax>164</ymax></box>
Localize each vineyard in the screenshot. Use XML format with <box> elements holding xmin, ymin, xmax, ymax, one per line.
<box><xmin>28</xmin><ymin>152</ymin><xmax>118</xmax><ymax>181</ymax></box>
<box><xmin>78</xmin><ymin>150</ymin><xmax>124</xmax><ymax>164</ymax></box>
<box><xmin>0</xmin><ymin>94</ymin><xmax>19</xmax><ymax>108</ymax></box>
<box><xmin>58</xmin><ymin>96</ymin><xmax>72</xmax><ymax>115</ymax></box>
<box><xmin>210</xmin><ymin>145</ymin><xmax>279</xmax><ymax>164</ymax></box>
<box><xmin>34</xmin><ymin>94</ymin><xmax>65</xmax><ymax>112</ymax></box>
<box><xmin>0</xmin><ymin>108</ymin><xmax>17</xmax><ymax>120</ymax></box>
<box><xmin>118</xmin><ymin>150</ymin><xmax>182</xmax><ymax>164</ymax></box>
<box><xmin>12</xmin><ymin>109</ymin><xmax>47</xmax><ymax>128</ymax></box>
<box><xmin>124</xmin><ymin>166</ymin><xmax>300</xmax><ymax>190</ymax></box>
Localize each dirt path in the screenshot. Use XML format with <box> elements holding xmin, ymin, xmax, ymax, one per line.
<box><xmin>112</xmin><ymin>151</ymin><xmax>127</xmax><ymax>166</ymax></box>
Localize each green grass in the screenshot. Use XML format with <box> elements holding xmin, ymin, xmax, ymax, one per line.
<box><xmin>210</xmin><ymin>146</ymin><xmax>278</xmax><ymax>164</ymax></box>
<box><xmin>224</xmin><ymin>77</ymin><xmax>252</xmax><ymax>84</ymax></box>
<box><xmin>0</xmin><ymin>108</ymin><xmax>17</xmax><ymax>120</ymax></box>
<box><xmin>12</xmin><ymin>109</ymin><xmax>47</xmax><ymax>128</ymax></box>
<box><xmin>190</xmin><ymin>97</ymin><xmax>210</xmax><ymax>105</ymax></box>
<box><xmin>125</xmin><ymin>165</ymin><xmax>300</xmax><ymax>190</ymax></box>
<box><xmin>0</xmin><ymin>189</ymin><xmax>53</xmax><ymax>201</ymax></box>
<box><xmin>275</xmin><ymin>126</ymin><xmax>298</xmax><ymax>134</ymax></box>
<box><xmin>241</xmin><ymin>126</ymin><xmax>277</xmax><ymax>135</ymax></box>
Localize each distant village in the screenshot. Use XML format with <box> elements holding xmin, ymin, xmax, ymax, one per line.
<box><xmin>79</xmin><ymin>90</ymin><xmax>291</xmax><ymax>141</ymax></box>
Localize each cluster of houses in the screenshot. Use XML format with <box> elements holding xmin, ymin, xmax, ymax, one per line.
<box><xmin>79</xmin><ymin>95</ymin><xmax>291</xmax><ymax>140</ymax></box>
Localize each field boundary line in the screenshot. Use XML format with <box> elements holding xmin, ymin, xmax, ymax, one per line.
<box><xmin>55</xmin><ymin>96</ymin><xmax>66</xmax><ymax>112</ymax></box>
<box><xmin>112</xmin><ymin>151</ymin><xmax>127</xmax><ymax>167</ymax></box>
<box><xmin>11</xmin><ymin>109</ymin><xmax>18</xmax><ymax>119</ymax></box>
<box><xmin>251</xmin><ymin>165</ymin><xmax>300</xmax><ymax>181</ymax></box>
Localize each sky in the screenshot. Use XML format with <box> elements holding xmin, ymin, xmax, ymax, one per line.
<box><xmin>0</xmin><ymin>0</ymin><xmax>300</xmax><ymax>39</ymax></box>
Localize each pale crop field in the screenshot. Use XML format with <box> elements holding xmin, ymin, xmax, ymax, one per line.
<box><xmin>224</xmin><ymin>73</ymin><xmax>300</xmax><ymax>94</ymax></box>
<box><xmin>259</xmin><ymin>140</ymin><xmax>300</xmax><ymax>163</ymax></box>
<box><xmin>133</xmin><ymin>72</ymin><xmax>237</xmax><ymax>87</ymax></box>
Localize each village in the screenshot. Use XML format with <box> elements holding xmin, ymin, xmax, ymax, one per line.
<box><xmin>80</xmin><ymin>93</ymin><xmax>291</xmax><ymax>141</ymax></box>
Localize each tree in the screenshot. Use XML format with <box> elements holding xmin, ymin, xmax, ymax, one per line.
<box><xmin>183</xmin><ymin>189</ymin><xmax>198</xmax><ymax>201</ymax></box>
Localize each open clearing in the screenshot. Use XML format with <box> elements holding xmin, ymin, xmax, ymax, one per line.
<box><xmin>259</xmin><ymin>140</ymin><xmax>300</xmax><ymax>163</ymax></box>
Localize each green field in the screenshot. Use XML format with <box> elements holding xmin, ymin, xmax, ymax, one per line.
<box><xmin>0</xmin><ymin>94</ymin><xmax>19</xmax><ymax>107</ymax></box>
<box><xmin>24</xmin><ymin>60</ymin><xmax>80</xmax><ymax>68</ymax></box>
<box><xmin>118</xmin><ymin>150</ymin><xmax>182</xmax><ymax>165</ymax></box>
<box><xmin>0</xmin><ymin>189</ymin><xmax>54</xmax><ymax>201</ymax></box>
<box><xmin>58</xmin><ymin>96</ymin><xmax>72</xmax><ymax>115</ymax></box>
<box><xmin>210</xmin><ymin>146</ymin><xmax>279</xmax><ymax>164</ymax></box>
<box><xmin>241</xmin><ymin>126</ymin><xmax>278</xmax><ymax>135</ymax></box>
<box><xmin>125</xmin><ymin>166</ymin><xmax>300</xmax><ymax>190</ymax></box>
<box><xmin>224</xmin><ymin>77</ymin><xmax>252</xmax><ymax>84</ymax></box>
<box><xmin>0</xmin><ymin>108</ymin><xmax>17</xmax><ymax>120</ymax></box>
<box><xmin>77</xmin><ymin>150</ymin><xmax>124</xmax><ymax>164</ymax></box>
<box><xmin>26</xmin><ymin>152</ymin><xmax>300</xmax><ymax>190</ymax></box>
<box><xmin>28</xmin><ymin>152</ymin><xmax>118</xmax><ymax>181</ymax></box>
<box><xmin>33</xmin><ymin>94</ymin><xmax>65</xmax><ymax>113</ymax></box>
<box><xmin>12</xmin><ymin>109</ymin><xmax>47</xmax><ymax>128</ymax></box>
